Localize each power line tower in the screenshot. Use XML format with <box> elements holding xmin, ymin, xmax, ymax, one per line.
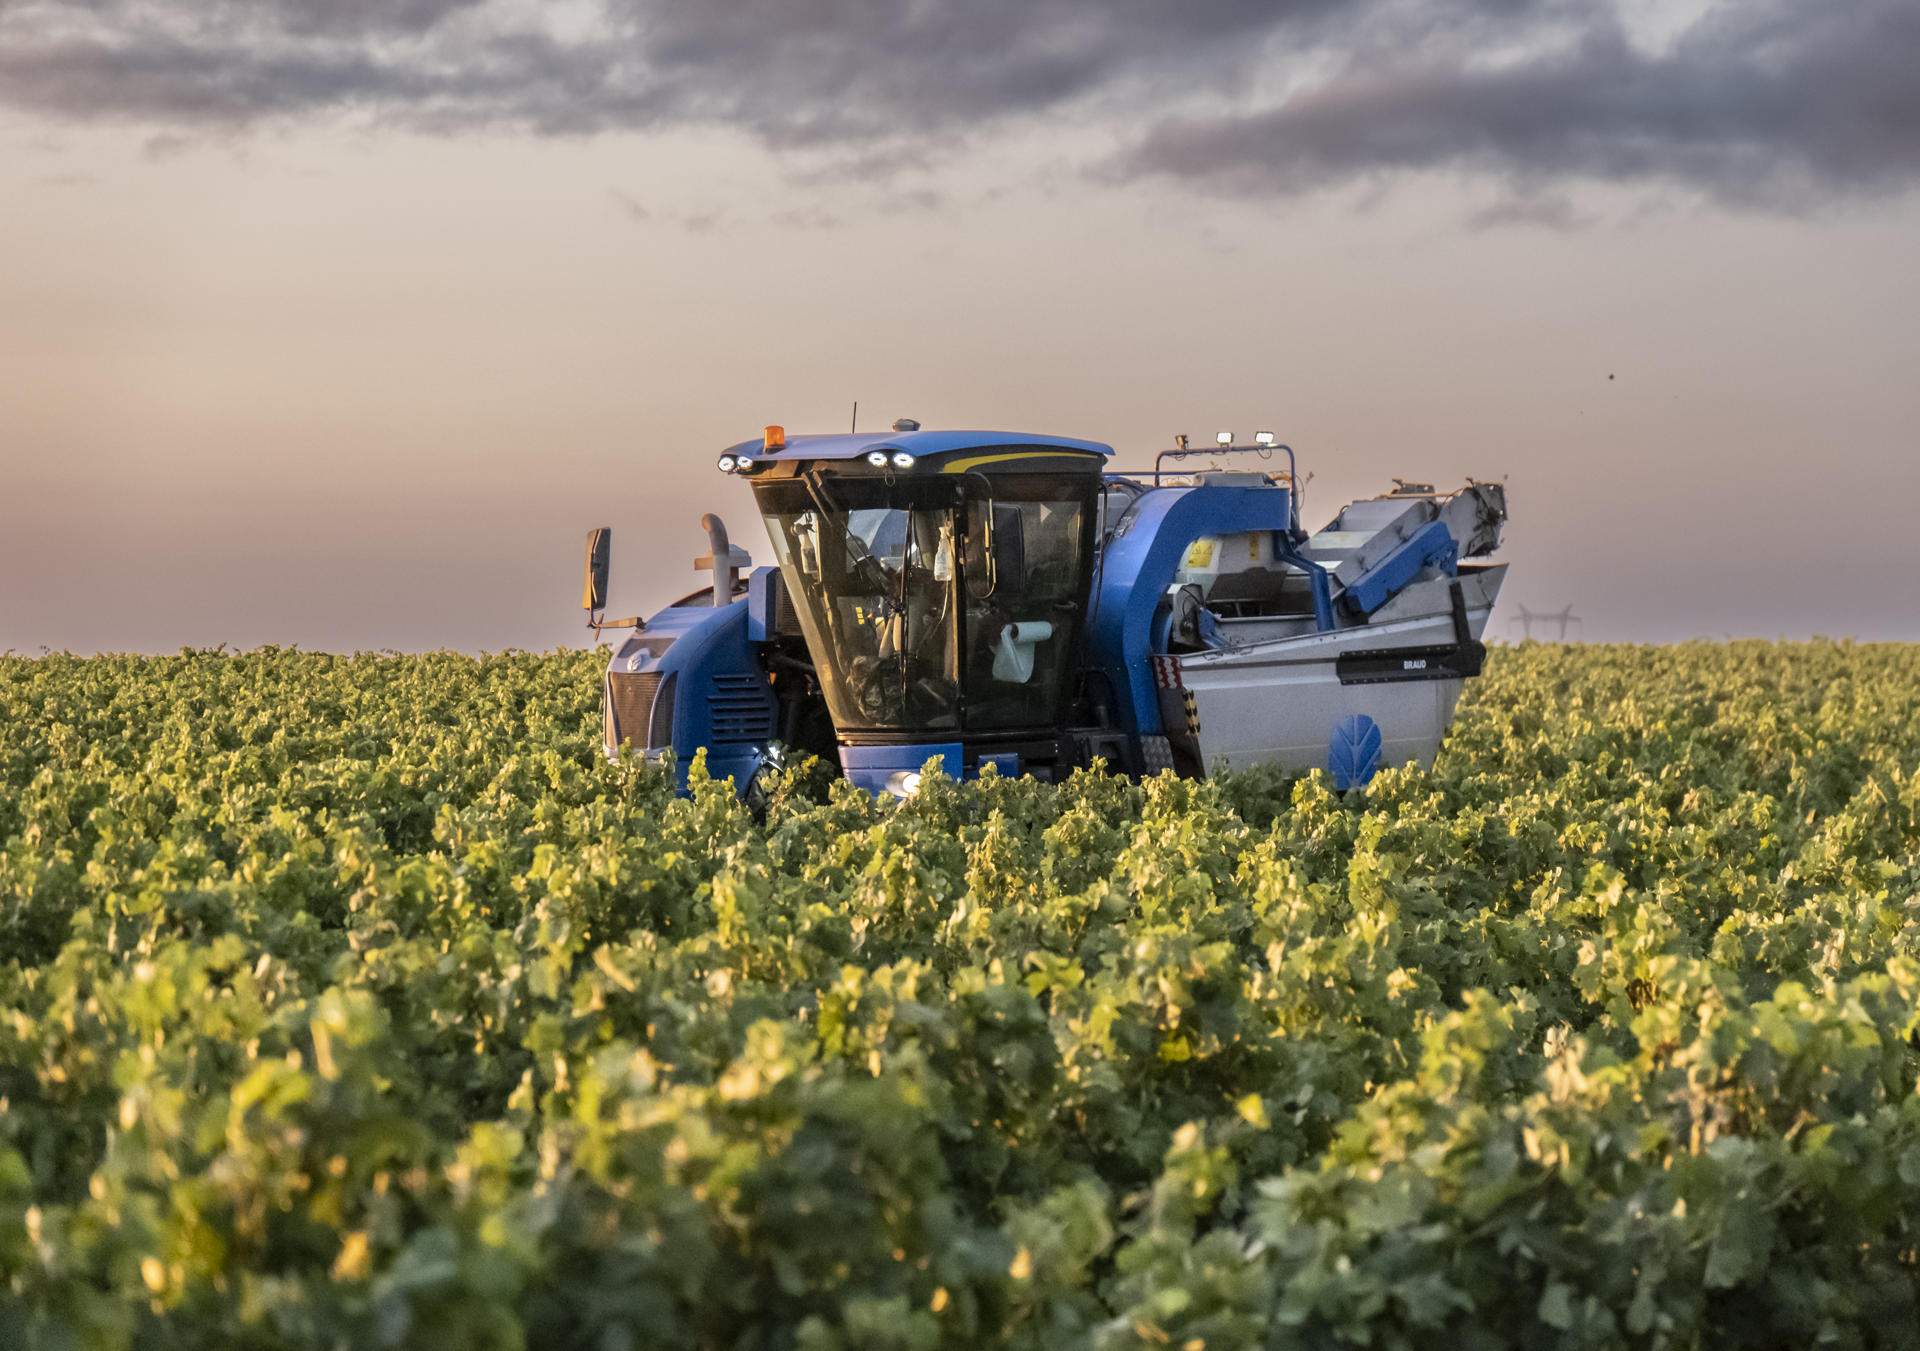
<box><xmin>1509</xmin><ymin>604</ymin><xmax>1583</xmax><ymax>641</ymax></box>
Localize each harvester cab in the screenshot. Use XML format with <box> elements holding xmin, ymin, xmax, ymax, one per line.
<box><xmin>585</xmin><ymin>423</ymin><xmax>1507</xmax><ymax>797</ymax></box>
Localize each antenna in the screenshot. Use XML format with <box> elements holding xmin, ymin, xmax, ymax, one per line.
<box><xmin>851</xmin><ymin>400</ymin><xmax>858</xmax><ymax>433</ymax></box>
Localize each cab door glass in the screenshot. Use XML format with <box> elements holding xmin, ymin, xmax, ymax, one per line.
<box><xmin>764</xmin><ymin>490</ymin><xmax>960</xmax><ymax>732</ymax></box>
<box><xmin>961</xmin><ymin>486</ymin><xmax>1090</xmax><ymax>731</ymax></box>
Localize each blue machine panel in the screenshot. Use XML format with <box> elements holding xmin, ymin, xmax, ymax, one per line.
<box><xmin>745</xmin><ymin>566</ymin><xmax>778</xmax><ymax>643</ymax></box>
<box><xmin>1083</xmin><ymin>485</ymin><xmax>1295</xmax><ymax>735</ymax></box>
<box><xmin>614</xmin><ymin>599</ymin><xmax>775</xmax><ymax>791</ymax></box>
<box><xmin>839</xmin><ymin>742</ymin><xmax>965</xmax><ymax>796</ymax></box>
<box><xmin>1342</xmin><ymin>520</ymin><xmax>1459</xmax><ymax>616</ymax></box>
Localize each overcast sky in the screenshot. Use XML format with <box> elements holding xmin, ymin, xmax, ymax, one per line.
<box><xmin>3</xmin><ymin>0</ymin><xmax>1918</xmax><ymax>650</ymax></box>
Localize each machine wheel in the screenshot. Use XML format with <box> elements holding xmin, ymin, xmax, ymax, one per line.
<box><xmin>742</xmin><ymin>744</ymin><xmax>788</xmax><ymax>815</ymax></box>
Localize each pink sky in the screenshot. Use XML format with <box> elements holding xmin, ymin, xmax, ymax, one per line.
<box><xmin>4</xmin><ymin>1</ymin><xmax>1918</xmax><ymax>649</ymax></box>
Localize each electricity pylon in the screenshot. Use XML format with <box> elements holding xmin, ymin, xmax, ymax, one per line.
<box><xmin>1509</xmin><ymin>604</ymin><xmax>1583</xmax><ymax>641</ymax></box>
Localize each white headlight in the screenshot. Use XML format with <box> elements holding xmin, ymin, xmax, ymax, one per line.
<box><xmin>866</xmin><ymin>450</ymin><xmax>889</xmax><ymax>467</ymax></box>
<box><xmin>891</xmin><ymin>451</ymin><xmax>916</xmax><ymax>469</ymax></box>
<box><xmin>1215</xmin><ymin>431</ymin><xmax>1234</xmax><ymax>446</ymax></box>
<box><xmin>717</xmin><ymin>454</ymin><xmax>738</xmax><ymax>472</ymax></box>
<box><xmin>1255</xmin><ymin>430</ymin><xmax>1276</xmax><ymax>446</ymax></box>
<box><xmin>882</xmin><ymin>769</ymin><xmax>924</xmax><ymax>798</ymax></box>
<box><xmin>733</xmin><ymin>456</ymin><xmax>755</xmax><ymax>471</ymax></box>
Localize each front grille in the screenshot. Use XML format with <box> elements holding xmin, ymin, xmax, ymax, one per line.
<box><xmin>708</xmin><ymin>672</ymin><xmax>775</xmax><ymax>744</ymax></box>
<box><xmin>649</xmin><ymin>673</ymin><xmax>678</xmax><ymax>747</ymax></box>
<box><xmin>607</xmin><ymin>671</ymin><xmax>671</xmax><ymax>750</ymax></box>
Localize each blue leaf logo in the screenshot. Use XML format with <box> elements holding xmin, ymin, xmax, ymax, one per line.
<box><xmin>1328</xmin><ymin>714</ymin><xmax>1383</xmax><ymax>790</ymax></box>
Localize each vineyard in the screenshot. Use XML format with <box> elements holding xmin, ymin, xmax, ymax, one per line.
<box><xmin>4</xmin><ymin>643</ymin><xmax>1920</xmax><ymax>1349</ymax></box>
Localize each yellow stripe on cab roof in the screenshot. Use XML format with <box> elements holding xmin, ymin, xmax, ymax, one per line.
<box><xmin>940</xmin><ymin>449</ymin><xmax>1102</xmax><ymax>474</ymax></box>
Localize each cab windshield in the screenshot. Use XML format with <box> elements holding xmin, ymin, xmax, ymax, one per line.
<box><xmin>756</xmin><ymin>471</ymin><xmax>1094</xmax><ymax>736</ymax></box>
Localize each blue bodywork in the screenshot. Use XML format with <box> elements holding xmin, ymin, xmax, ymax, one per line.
<box><xmin>745</xmin><ymin>566</ymin><xmax>780</xmax><ymax>643</ymax></box>
<box><xmin>1342</xmin><ymin>520</ymin><xmax>1459</xmax><ymax>615</ymax></box>
<box><xmin>838</xmin><ymin>742</ymin><xmax>965</xmax><ymax>795</ymax></box>
<box><xmin>835</xmin><ymin>743</ymin><xmax>1022</xmax><ymax>794</ymax></box>
<box><xmin>610</xmin><ymin>599</ymin><xmax>775</xmax><ymax>790</ymax></box>
<box><xmin>1085</xmin><ymin>485</ymin><xmax>1297</xmax><ymax>735</ymax></box>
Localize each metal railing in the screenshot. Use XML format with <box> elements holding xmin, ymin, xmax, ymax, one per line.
<box><xmin>1149</xmin><ymin>441</ymin><xmax>1298</xmax><ymax>492</ymax></box>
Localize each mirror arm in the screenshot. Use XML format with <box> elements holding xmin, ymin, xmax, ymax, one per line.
<box><xmin>585</xmin><ymin>611</ymin><xmax>643</xmax><ymax>646</ymax></box>
<box><xmin>963</xmin><ymin>470</ymin><xmax>999</xmax><ymax>599</ymax></box>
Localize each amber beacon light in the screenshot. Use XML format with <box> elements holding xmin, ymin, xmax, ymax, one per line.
<box><xmin>762</xmin><ymin>425</ymin><xmax>786</xmax><ymax>451</ymax></box>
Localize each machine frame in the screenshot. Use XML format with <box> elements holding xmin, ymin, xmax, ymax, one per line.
<box><xmin>587</xmin><ymin>425</ymin><xmax>1507</xmax><ymax>796</ymax></box>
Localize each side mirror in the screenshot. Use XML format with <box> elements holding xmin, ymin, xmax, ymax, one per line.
<box><xmin>583</xmin><ymin>527</ymin><xmax>610</xmax><ymax>611</ymax></box>
<box><xmin>967</xmin><ymin>501</ymin><xmax>1026</xmax><ymax>601</ymax></box>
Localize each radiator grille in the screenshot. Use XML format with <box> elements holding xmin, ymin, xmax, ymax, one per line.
<box><xmin>607</xmin><ymin>671</ymin><xmax>674</xmax><ymax>751</ymax></box>
<box><xmin>708</xmin><ymin>672</ymin><xmax>775</xmax><ymax>744</ymax></box>
<box><xmin>767</xmin><ymin>570</ymin><xmax>806</xmax><ymax>638</ymax></box>
<box><xmin>649</xmin><ymin>673</ymin><xmax>678</xmax><ymax>748</ymax></box>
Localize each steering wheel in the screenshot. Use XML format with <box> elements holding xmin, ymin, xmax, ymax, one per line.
<box><xmin>844</xmin><ymin>537</ymin><xmax>893</xmax><ymax>596</ymax></box>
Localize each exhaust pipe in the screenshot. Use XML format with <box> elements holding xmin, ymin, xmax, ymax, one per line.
<box><xmin>696</xmin><ymin>513</ymin><xmax>751</xmax><ymax>605</ymax></box>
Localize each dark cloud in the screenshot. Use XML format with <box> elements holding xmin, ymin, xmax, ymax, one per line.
<box><xmin>0</xmin><ymin>0</ymin><xmax>1318</xmax><ymax>138</ymax></box>
<box><xmin>1464</xmin><ymin>192</ymin><xmax>1594</xmax><ymax>232</ymax></box>
<box><xmin>1117</xmin><ymin>2</ymin><xmax>1920</xmax><ymax>208</ymax></box>
<box><xmin>3</xmin><ymin>0</ymin><xmax>1918</xmax><ymax>212</ymax></box>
